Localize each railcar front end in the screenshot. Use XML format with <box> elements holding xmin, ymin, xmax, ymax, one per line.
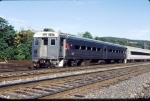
<box><xmin>32</xmin><ymin>31</ymin><xmax>65</xmax><ymax>68</ymax></box>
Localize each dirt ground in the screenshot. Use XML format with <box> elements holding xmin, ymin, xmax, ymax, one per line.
<box><xmin>0</xmin><ymin>60</ymin><xmax>33</xmax><ymax>69</ymax></box>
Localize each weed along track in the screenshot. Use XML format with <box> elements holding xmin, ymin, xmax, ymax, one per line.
<box><xmin>0</xmin><ymin>63</ymin><xmax>150</xmax><ymax>99</ymax></box>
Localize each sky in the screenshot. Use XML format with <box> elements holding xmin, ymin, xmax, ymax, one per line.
<box><xmin>0</xmin><ymin>0</ymin><xmax>150</xmax><ymax>41</ymax></box>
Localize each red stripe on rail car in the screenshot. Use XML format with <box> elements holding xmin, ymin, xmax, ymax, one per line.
<box><xmin>66</xmin><ymin>43</ymin><xmax>70</xmax><ymax>50</ymax></box>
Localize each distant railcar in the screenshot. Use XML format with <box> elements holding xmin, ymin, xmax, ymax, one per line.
<box><xmin>125</xmin><ymin>46</ymin><xmax>150</xmax><ymax>62</ymax></box>
<box><xmin>32</xmin><ymin>30</ymin><xmax>127</xmax><ymax>68</ymax></box>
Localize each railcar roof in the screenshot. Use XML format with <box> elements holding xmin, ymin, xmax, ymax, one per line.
<box><xmin>33</xmin><ymin>31</ymin><xmax>126</xmax><ymax>48</ymax></box>
<box><xmin>64</xmin><ymin>35</ymin><xmax>126</xmax><ymax>48</ymax></box>
<box><xmin>125</xmin><ymin>46</ymin><xmax>150</xmax><ymax>52</ymax></box>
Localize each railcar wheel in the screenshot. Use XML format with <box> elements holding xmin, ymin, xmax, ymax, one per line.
<box><xmin>105</xmin><ymin>60</ymin><xmax>111</xmax><ymax>64</ymax></box>
<box><xmin>63</xmin><ymin>61</ymin><xmax>68</xmax><ymax>67</ymax></box>
<box><xmin>74</xmin><ymin>60</ymin><xmax>78</xmax><ymax>66</ymax></box>
<box><xmin>71</xmin><ymin>61</ymin><xmax>75</xmax><ymax>67</ymax></box>
<box><xmin>81</xmin><ymin>61</ymin><xmax>85</xmax><ymax>66</ymax></box>
<box><xmin>50</xmin><ymin>63</ymin><xmax>55</xmax><ymax>68</ymax></box>
<box><xmin>120</xmin><ymin>60</ymin><xmax>123</xmax><ymax>63</ymax></box>
<box><xmin>77</xmin><ymin>60</ymin><xmax>82</xmax><ymax>66</ymax></box>
<box><xmin>45</xmin><ymin>62</ymin><xmax>51</xmax><ymax>68</ymax></box>
<box><xmin>39</xmin><ymin>64</ymin><xmax>43</xmax><ymax>68</ymax></box>
<box><xmin>33</xmin><ymin>63</ymin><xmax>39</xmax><ymax>69</ymax></box>
<box><xmin>33</xmin><ymin>66</ymin><xmax>38</xmax><ymax>69</ymax></box>
<box><xmin>68</xmin><ymin>60</ymin><xmax>75</xmax><ymax>67</ymax></box>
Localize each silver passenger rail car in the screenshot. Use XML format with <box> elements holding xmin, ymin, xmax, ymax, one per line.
<box><xmin>125</xmin><ymin>46</ymin><xmax>150</xmax><ymax>63</ymax></box>
<box><xmin>32</xmin><ymin>30</ymin><xmax>127</xmax><ymax>68</ymax></box>
<box><xmin>32</xmin><ymin>31</ymin><xmax>61</xmax><ymax>68</ymax></box>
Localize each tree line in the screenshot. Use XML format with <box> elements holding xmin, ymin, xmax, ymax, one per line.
<box><xmin>0</xmin><ymin>17</ymin><xmax>34</xmax><ymax>60</ymax></box>
<box><xmin>82</xmin><ymin>32</ymin><xmax>150</xmax><ymax>49</ymax></box>
<box><xmin>0</xmin><ymin>17</ymin><xmax>149</xmax><ymax>60</ymax></box>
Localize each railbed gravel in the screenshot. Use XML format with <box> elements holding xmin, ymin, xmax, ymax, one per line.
<box><xmin>81</xmin><ymin>71</ymin><xmax>150</xmax><ymax>99</ymax></box>
<box><xmin>0</xmin><ymin>65</ymin><xmax>137</xmax><ymax>86</ymax></box>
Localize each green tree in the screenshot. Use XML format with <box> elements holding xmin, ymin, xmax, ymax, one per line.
<box><xmin>43</xmin><ymin>28</ymin><xmax>55</xmax><ymax>32</ymax></box>
<box><xmin>14</xmin><ymin>44</ymin><xmax>30</xmax><ymax>60</ymax></box>
<box><xmin>99</xmin><ymin>37</ymin><xmax>107</xmax><ymax>42</ymax></box>
<box><xmin>95</xmin><ymin>36</ymin><xmax>100</xmax><ymax>40</ymax></box>
<box><xmin>14</xmin><ymin>29</ymin><xmax>34</xmax><ymax>60</ymax></box>
<box><xmin>83</xmin><ymin>31</ymin><xmax>93</xmax><ymax>39</ymax></box>
<box><xmin>77</xmin><ymin>32</ymin><xmax>84</xmax><ymax>37</ymax></box>
<box><xmin>0</xmin><ymin>17</ymin><xmax>16</xmax><ymax>60</ymax></box>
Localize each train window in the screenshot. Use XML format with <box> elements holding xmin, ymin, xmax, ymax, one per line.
<box><xmin>116</xmin><ymin>50</ymin><xmax>118</xmax><ymax>53</ymax></box>
<box><xmin>43</xmin><ymin>38</ymin><xmax>48</xmax><ymax>45</ymax></box>
<box><xmin>97</xmin><ymin>48</ymin><xmax>100</xmax><ymax>51</ymax></box>
<box><xmin>120</xmin><ymin>51</ymin><xmax>122</xmax><ymax>53</ymax></box>
<box><xmin>34</xmin><ymin>39</ymin><xmax>39</xmax><ymax>45</ymax></box>
<box><xmin>104</xmin><ymin>48</ymin><xmax>107</xmax><ymax>52</ymax></box>
<box><xmin>51</xmin><ymin>39</ymin><xmax>55</xmax><ymax>45</ymax></box>
<box><xmin>131</xmin><ymin>51</ymin><xmax>150</xmax><ymax>55</ymax></box>
<box><xmin>75</xmin><ymin>45</ymin><xmax>80</xmax><ymax>50</ymax></box>
<box><xmin>81</xmin><ymin>46</ymin><xmax>86</xmax><ymax>50</ymax></box>
<box><xmin>119</xmin><ymin>50</ymin><xmax>121</xmax><ymax>53</ymax></box>
<box><xmin>92</xmin><ymin>47</ymin><xmax>96</xmax><ymax>51</ymax></box>
<box><xmin>108</xmin><ymin>49</ymin><xmax>112</xmax><ymax>52</ymax></box>
<box><xmin>87</xmin><ymin>47</ymin><xmax>91</xmax><ymax>50</ymax></box>
<box><xmin>100</xmin><ymin>48</ymin><xmax>102</xmax><ymax>51</ymax></box>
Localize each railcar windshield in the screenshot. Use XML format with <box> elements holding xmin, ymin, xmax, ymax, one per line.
<box><xmin>51</xmin><ymin>39</ymin><xmax>55</xmax><ymax>45</ymax></box>
<box><xmin>34</xmin><ymin>38</ymin><xmax>39</xmax><ymax>45</ymax></box>
<box><xmin>43</xmin><ymin>38</ymin><xmax>48</xmax><ymax>45</ymax></box>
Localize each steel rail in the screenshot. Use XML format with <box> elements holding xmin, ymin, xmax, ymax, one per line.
<box><xmin>0</xmin><ymin>62</ymin><xmax>130</xmax><ymax>77</ymax></box>
<box><xmin>0</xmin><ymin>63</ymin><xmax>149</xmax><ymax>87</ymax></box>
<box><xmin>0</xmin><ymin>65</ymin><xmax>149</xmax><ymax>99</ymax></box>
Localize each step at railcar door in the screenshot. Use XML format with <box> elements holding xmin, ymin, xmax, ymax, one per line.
<box><xmin>40</xmin><ymin>38</ymin><xmax>48</xmax><ymax>58</ymax></box>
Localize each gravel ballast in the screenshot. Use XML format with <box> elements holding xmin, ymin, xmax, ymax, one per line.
<box><xmin>83</xmin><ymin>71</ymin><xmax>150</xmax><ymax>98</ymax></box>
<box><xmin>1</xmin><ymin>64</ymin><xmax>143</xmax><ymax>87</ymax></box>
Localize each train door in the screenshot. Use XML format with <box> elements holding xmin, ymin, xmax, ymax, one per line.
<box><xmin>103</xmin><ymin>45</ymin><xmax>107</xmax><ymax>59</ymax></box>
<box><xmin>59</xmin><ymin>38</ymin><xmax>66</xmax><ymax>58</ymax></box>
<box><xmin>47</xmin><ymin>38</ymin><xmax>59</xmax><ymax>59</ymax></box>
<box><xmin>40</xmin><ymin>38</ymin><xmax>48</xmax><ymax>58</ymax></box>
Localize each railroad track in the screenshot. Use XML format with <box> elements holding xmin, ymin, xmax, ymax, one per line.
<box><xmin>0</xmin><ymin>61</ymin><xmax>142</xmax><ymax>72</ymax></box>
<box><xmin>0</xmin><ymin>62</ymin><xmax>150</xmax><ymax>99</ymax></box>
<box><xmin>0</xmin><ymin>62</ymin><xmax>149</xmax><ymax>87</ymax></box>
<box><xmin>0</xmin><ymin>62</ymin><xmax>122</xmax><ymax>72</ymax></box>
<box><xmin>0</xmin><ymin>62</ymin><xmax>145</xmax><ymax>79</ymax></box>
